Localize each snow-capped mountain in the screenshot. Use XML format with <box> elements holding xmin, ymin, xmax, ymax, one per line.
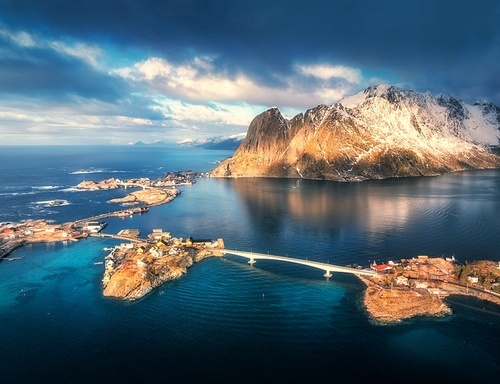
<box><xmin>212</xmin><ymin>85</ymin><xmax>500</xmax><ymax>181</ymax></box>
<box><xmin>178</xmin><ymin>134</ymin><xmax>245</xmax><ymax>150</ymax></box>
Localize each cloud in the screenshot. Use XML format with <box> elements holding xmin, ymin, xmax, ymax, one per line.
<box><xmin>297</xmin><ymin>64</ymin><xmax>362</xmax><ymax>84</ymax></box>
<box><xmin>1</xmin><ymin>0</ymin><xmax>499</xmax><ymax>145</ymax></box>
<box><xmin>0</xmin><ymin>26</ymin><xmax>103</xmax><ymax>68</ymax></box>
<box><xmin>0</xmin><ymin>25</ymin><xmax>124</xmax><ymax>101</ymax></box>
<box><xmin>116</xmin><ymin>56</ymin><xmax>366</xmax><ymax>108</ymax></box>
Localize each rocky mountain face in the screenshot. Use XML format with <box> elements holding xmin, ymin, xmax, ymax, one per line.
<box><xmin>212</xmin><ymin>85</ymin><xmax>500</xmax><ymax>181</ymax></box>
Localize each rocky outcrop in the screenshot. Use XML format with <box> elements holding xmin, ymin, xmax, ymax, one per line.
<box><xmin>76</xmin><ymin>178</ymin><xmax>119</xmax><ymax>190</ymax></box>
<box><xmin>108</xmin><ymin>188</ymin><xmax>180</xmax><ymax>206</ymax></box>
<box><xmin>212</xmin><ymin>85</ymin><xmax>500</xmax><ymax>181</ymax></box>
<box><xmin>360</xmin><ymin>276</ymin><xmax>452</xmax><ymax>324</ymax></box>
<box><xmin>103</xmin><ymin>246</ymin><xmax>216</xmax><ymax>300</ymax></box>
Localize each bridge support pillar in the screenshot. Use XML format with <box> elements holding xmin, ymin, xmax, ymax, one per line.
<box><xmin>324</xmin><ymin>271</ymin><xmax>332</xmax><ymax>278</ymax></box>
<box><xmin>248</xmin><ymin>258</ymin><xmax>256</xmax><ymax>265</ymax></box>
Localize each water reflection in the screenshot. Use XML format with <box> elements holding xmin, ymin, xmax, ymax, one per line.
<box><xmin>229</xmin><ymin>177</ymin><xmax>425</xmax><ymax>233</ymax></box>
<box><xmin>222</xmin><ymin>171</ymin><xmax>500</xmax><ymax>262</ymax></box>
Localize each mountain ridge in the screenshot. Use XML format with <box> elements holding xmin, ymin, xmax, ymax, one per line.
<box><xmin>212</xmin><ymin>85</ymin><xmax>500</xmax><ymax>181</ymax></box>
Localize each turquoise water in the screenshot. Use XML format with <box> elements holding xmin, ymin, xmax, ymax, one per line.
<box><xmin>0</xmin><ymin>147</ymin><xmax>499</xmax><ymax>383</ymax></box>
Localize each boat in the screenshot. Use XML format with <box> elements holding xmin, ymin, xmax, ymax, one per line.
<box><xmin>6</xmin><ymin>256</ymin><xmax>24</xmax><ymax>261</ymax></box>
<box><xmin>47</xmin><ymin>199</ymin><xmax>65</xmax><ymax>206</ymax></box>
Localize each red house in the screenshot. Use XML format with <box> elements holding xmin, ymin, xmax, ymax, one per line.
<box><xmin>370</xmin><ymin>262</ymin><xmax>392</xmax><ymax>272</ymax></box>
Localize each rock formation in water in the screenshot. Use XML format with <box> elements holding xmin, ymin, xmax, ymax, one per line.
<box><xmin>103</xmin><ymin>241</ymin><xmax>222</xmax><ymax>301</ymax></box>
<box><xmin>212</xmin><ymin>85</ymin><xmax>500</xmax><ymax>181</ymax></box>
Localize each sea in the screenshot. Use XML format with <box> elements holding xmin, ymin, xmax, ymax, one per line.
<box><xmin>0</xmin><ymin>145</ymin><xmax>499</xmax><ymax>383</ymax></box>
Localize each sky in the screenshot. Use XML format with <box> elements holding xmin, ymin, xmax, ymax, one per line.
<box><xmin>0</xmin><ymin>0</ymin><xmax>499</xmax><ymax>145</ymax></box>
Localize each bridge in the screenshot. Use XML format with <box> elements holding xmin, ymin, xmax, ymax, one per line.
<box><xmin>222</xmin><ymin>249</ymin><xmax>376</xmax><ymax>278</ymax></box>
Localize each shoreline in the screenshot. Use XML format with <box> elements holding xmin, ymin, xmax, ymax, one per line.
<box><xmin>102</xmin><ymin>235</ymin><xmax>225</xmax><ymax>300</ymax></box>
<box><xmin>1</xmin><ymin>175</ymin><xmax>499</xmax><ymax>321</ymax></box>
<box><xmin>1</xmin><ymin>177</ymin><xmax>185</xmax><ymax>259</ymax></box>
<box><xmin>357</xmin><ymin>257</ymin><xmax>500</xmax><ymax>324</ymax></box>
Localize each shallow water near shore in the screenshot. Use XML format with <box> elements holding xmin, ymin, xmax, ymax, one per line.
<box><xmin>0</xmin><ymin>146</ymin><xmax>499</xmax><ymax>383</ymax></box>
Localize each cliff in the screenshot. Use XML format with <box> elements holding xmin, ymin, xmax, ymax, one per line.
<box><xmin>212</xmin><ymin>85</ymin><xmax>500</xmax><ymax>181</ymax></box>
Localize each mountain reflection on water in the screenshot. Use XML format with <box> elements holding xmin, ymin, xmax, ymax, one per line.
<box><xmin>226</xmin><ymin>171</ymin><xmax>500</xmax><ymax>264</ymax></box>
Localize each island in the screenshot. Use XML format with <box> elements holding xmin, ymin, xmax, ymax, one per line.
<box><xmin>0</xmin><ymin>173</ymin><xmax>193</xmax><ymax>259</ymax></box>
<box><xmin>102</xmin><ymin>231</ymin><xmax>225</xmax><ymax>300</ymax></box>
<box><xmin>76</xmin><ymin>177</ymin><xmax>181</xmax><ymax>207</ymax></box>
<box><xmin>1</xmin><ymin>172</ymin><xmax>499</xmax><ymax>318</ymax></box>
<box><xmin>359</xmin><ymin>256</ymin><xmax>500</xmax><ymax>324</ymax></box>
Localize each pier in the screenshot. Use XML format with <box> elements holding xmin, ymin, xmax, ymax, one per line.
<box><xmin>222</xmin><ymin>249</ymin><xmax>376</xmax><ymax>278</ymax></box>
<box><xmin>90</xmin><ymin>232</ymin><xmax>144</xmax><ymax>243</ymax></box>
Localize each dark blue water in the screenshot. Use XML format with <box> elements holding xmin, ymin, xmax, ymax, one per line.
<box><xmin>0</xmin><ymin>146</ymin><xmax>499</xmax><ymax>383</ymax></box>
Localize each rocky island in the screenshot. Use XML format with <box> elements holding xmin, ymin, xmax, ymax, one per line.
<box><xmin>102</xmin><ymin>232</ymin><xmax>225</xmax><ymax>300</ymax></box>
<box><xmin>0</xmin><ymin>173</ymin><xmax>192</xmax><ymax>259</ymax></box>
<box><xmin>76</xmin><ymin>177</ymin><xmax>181</xmax><ymax>207</ymax></box>
<box><xmin>359</xmin><ymin>256</ymin><xmax>500</xmax><ymax>324</ymax></box>
<box><xmin>212</xmin><ymin>85</ymin><xmax>500</xmax><ymax>181</ymax></box>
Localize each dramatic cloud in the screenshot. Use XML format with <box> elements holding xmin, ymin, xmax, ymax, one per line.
<box><xmin>0</xmin><ymin>0</ymin><xmax>499</xmax><ymax>144</ymax></box>
<box><xmin>116</xmin><ymin>56</ymin><xmax>365</xmax><ymax>108</ymax></box>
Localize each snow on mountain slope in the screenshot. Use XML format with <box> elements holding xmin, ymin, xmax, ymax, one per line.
<box><xmin>338</xmin><ymin>85</ymin><xmax>500</xmax><ymax>146</ymax></box>
<box><xmin>212</xmin><ymin>85</ymin><xmax>500</xmax><ymax>181</ymax></box>
<box><xmin>462</xmin><ymin>101</ymin><xmax>500</xmax><ymax>145</ymax></box>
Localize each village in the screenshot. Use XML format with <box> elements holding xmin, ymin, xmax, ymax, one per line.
<box><xmin>0</xmin><ymin>171</ymin><xmax>199</xmax><ymax>260</ymax></box>
<box><xmin>101</xmin><ymin>229</ymin><xmax>225</xmax><ymax>300</ymax></box>
<box><xmin>360</xmin><ymin>255</ymin><xmax>500</xmax><ymax>323</ymax></box>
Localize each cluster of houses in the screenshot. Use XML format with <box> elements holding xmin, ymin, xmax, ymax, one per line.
<box><xmin>369</xmin><ymin>255</ymin><xmax>457</xmax><ymax>296</ymax></box>
<box><xmin>101</xmin><ymin>228</ymin><xmax>223</xmax><ymax>285</ymax></box>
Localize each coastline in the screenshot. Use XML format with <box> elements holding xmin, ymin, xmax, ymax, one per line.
<box><xmin>1</xmin><ymin>174</ymin><xmax>499</xmax><ymax>320</ymax></box>
<box><xmin>1</xmin><ymin>176</ymin><xmax>185</xmax><ymax>260</ymax></box>
<box><xmin>357</xmin><ymin>258</ymin><xmax>500</xmax><ymax>324</ymax></box>
<box><xmin>102</xmin><ymin>235</ymin><xmax>225</xmax><ymax>300</ymax></box>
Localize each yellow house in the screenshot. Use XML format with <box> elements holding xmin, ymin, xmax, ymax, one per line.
<box><xmin>157</xmin><ymin>240</ymin><xmax>168</xmax><ymax>247</ymax></box>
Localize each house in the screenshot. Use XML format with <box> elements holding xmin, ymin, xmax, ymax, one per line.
<box><xmin>1</xmin><ymin>228</ymin><xmax>16</xmax><ymax>239</ymax></box>
<box><xmin>137</xmin><ymin>246</ymin><xmax>146</xmax><ymax>254</ymax></box>
<box><xmin>468</xmin><ymin>275</ymin><xmax>479</xmax><ymax>284</ymax></box>
<box><xmin>184</xmin><ymin>236</ymin><xmax>213</xmax><ymax>246</ymax></box>
<box><xmin>417</xmin><ymin>255</ymin><xmax>428</xmax><ymax>261</ymax></box>
<box><xmin>396</xmin><ymin>276</ymin><xmax>409</xmax><ymax>286</ymax></box>
<box><xmin>370</xmin><ymin>262</ymin><xmax>392</xmax><ymax>272</ymax></box>
<box><xmin>427</xmin><ymin>287</ymin><xmax>447</xmax><ymax>296</ymax></box>
<box><xmin>149</xmin><ymin>247</ymin><xmax>160</xmax><ymax>257</ymax></box>
<box><xmin>156</xmin><ymin>240</ymin><xmax>168</xmax><ymax>248</ymax></box>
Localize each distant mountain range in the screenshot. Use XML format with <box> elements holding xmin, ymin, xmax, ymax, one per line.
<box><xmin>177</xmin><ymin>134</ymin><xmax>245</xmax><ymax>150</ymax></box>
<box><xmin>131</xmin><ymin>135</ymin><xmax>245</xmax><ymax>150</ymax></box>
<box><xmin>212</xmin><ymin>84</ymin><xmax>500</xmax><ymax>181</ymax></box>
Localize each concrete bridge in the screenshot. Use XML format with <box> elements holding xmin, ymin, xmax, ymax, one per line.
<box><xmin>222</xmin><ymin>249</ymin><xmax>376</xmax><ymax>278</ymax></box>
